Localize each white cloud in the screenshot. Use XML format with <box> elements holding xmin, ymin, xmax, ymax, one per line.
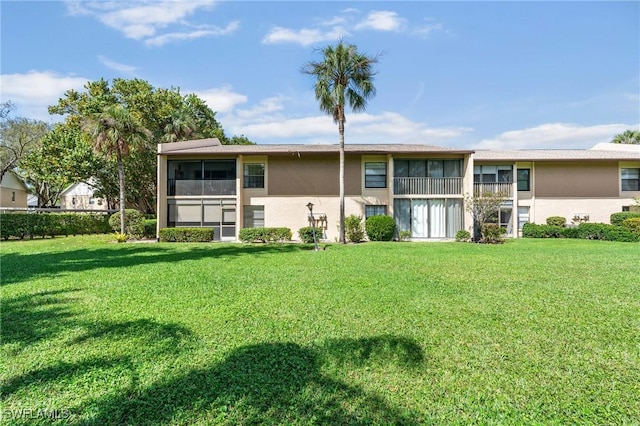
<box><xmin>413</xmin><ymin>22</ymin><xmax>444</xmax><ymax>39</ymax></box>
<box><xmin>477</xmin><ymin>123</ymin><xmax>636</xmax><ymax>150</ymax></box>
<box><xmin>65</xmin><ymin>0</ymin><xmax>235</xmax><ymax>46</ymax></box>
<box><xmin>262</xmin><ymin>26</ymin><xmax>348</xmax><ymax>46</ymax></box>
<box><xmin>235</xmin><ymin>96</ymin><xmax>287</xmax><ymax>119</ymax></box>
<box><xmin>193</xmin><ymin>86</ymin><xmax>248</xmax><ymax>113</ymax></box>
<box><xmin>355</xmin><ymin>11</ymin><xmax>407</xmax><ymax>32</ymax></box>
<box><xmin>98</xmin><ymin>55</ymin><xmax>137</xmax><ymax>74</ymax></box>
<box><xmin>145</xmin><ymin>21</ymin><xmax>240</xmax><ymax>47</ymax></box>
<box><xmin>0</xmin><ymin>71</ymin><xmax>88</xmax><ymax>121</ymax></box>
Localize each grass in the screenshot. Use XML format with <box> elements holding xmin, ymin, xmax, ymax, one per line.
<box><xmin>1</xmin><ymin>235</ymin><xmax>639</xmax><ymax>425</ymax></box>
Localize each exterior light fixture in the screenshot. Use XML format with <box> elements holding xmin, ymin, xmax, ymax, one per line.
<box><xmin>306</xmin><ymin>202</ymin><xmax>319</xmax><ymax>251</ymax></box>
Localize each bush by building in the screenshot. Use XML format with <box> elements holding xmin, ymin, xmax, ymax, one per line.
<box><xmin>365</xmin><ymin>215</ymin><xmax>395</xmax><ymax>241</ymax></box>
<box><xmin>158</xmin><ymin>227</ymin><xmax>214</xmax><ymax>242</ymax></box>
<box><xmin>239</xmin><ymin>227</ymin><xmax>292</xmax><ymax>243</ymax></box>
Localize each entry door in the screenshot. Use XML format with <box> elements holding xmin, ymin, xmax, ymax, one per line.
<box><xmin>411</xmin><ymin>199</ymin><xmax>428</xmax><ymax>238</ymax></box>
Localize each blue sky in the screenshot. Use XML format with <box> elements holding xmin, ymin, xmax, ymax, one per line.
<box><xmin>1</xmin><ymin>1</ymin><xmax>638</xmax><ymax>149</ymax></box>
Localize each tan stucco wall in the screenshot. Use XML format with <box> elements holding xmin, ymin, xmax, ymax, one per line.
<box><xmin>535</xmin><ymin>162</ymin><xmax>619</xmax><ymax>198</ymax></box>
<box><xmin>244</xmin><ymin>195</ymin><xmax>390</xmax><ymax>241</ymax></box>
<box><xmin>268</xmin><ymin>155</ymin><xmax>361</xmax><ymax>196</ymax></box>
<box><xmin>525</xmin><ymin>197</ymin><xmax>638</xmax><ymax>225</ymax></box>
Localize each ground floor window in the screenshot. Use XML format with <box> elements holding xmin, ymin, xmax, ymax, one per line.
<box><xmin>168</xmin><ymin>198</ymin><xmax>236</xmax><ymax>240</ymax></box>
<box><xmin>393</xmin><ymin>198</ymin><xmax>463</xmax><ymax>238</ymax></box>
<box><xmin>517</xmin><ymin>206</ymin><xmax>530</xmax><ymax>231</ymax></box>
<box><xmin>365</xmin><ymin>205</ymin><xmax>387</xmax><ymax>219</ymax></box>
<box><xmin>243</xmin><ymin>205</ymin><xmax>265</xmax><ymax>228</ymax></box>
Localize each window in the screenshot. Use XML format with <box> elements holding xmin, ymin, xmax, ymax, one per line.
<box><xmin>243</xmin><ymin>205</ymin><xmax>265</xmax><ymax>227</ymax></box>
<box><xmin>89</xmin><ymin>197</ymin><xmax>96</xmax><ymax>205</ymax></box>
<box><xmin>517</xmin><ymin>169</ymin><xmax>530</xmax><ymax>191</ymax></box>
<box><xmin>365</xmin><ymin>162</ymin><xmax>387</xmax><ymax>188</ymax></box>
<box><xmin>621</xmin><ymin>168</ymin><xmax>640</xmax><ymax>191</ymax></box>
<box><xmin>11</xmin><ymin>191</ymin><xmax>16</xmax><ymax>202</ymax></box>
<box><xmin>474</xmin><ymin>165</ymin><xmax>512</xmax><ymax>183</ymax></box>
<box><xmin>243</xmin><ymin>163</ymin><xmax>265</xmax><ymax>189</ymax></box>
<box><xmin>365</xmin><ymin>205</ymin><xmax>387</xmax><ymax>219</ymax></box>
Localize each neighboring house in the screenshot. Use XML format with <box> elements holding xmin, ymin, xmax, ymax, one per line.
<box><xmin>156</xmin><ymin>139</ymin><xmax>640</xmax><ymax>241</ymax></box>
<box><xmin>59</xmin><ymin>180</ymin><xmax>107</xmax><ymax>210</ymax></box>
<box><xmin>0</xmin><ymin>171</ymin><xmax>28</xmax><ymax>208</ymax></box>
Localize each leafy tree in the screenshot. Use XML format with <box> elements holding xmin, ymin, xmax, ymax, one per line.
<box><xmin>464</xmin><ymin>190</ymin><xmax>509</xmax><ymax>241</ymax></box>
<box><xmin>302</xmin><ymin>40</ymin><xmax>379</xmax><ymax>243</ymax></box>
<box><xmin>49</xmin><ymin>78</ymin><xmax>254</xmax><ymax>213</ymax></box>
<box><xmin>19</xmin><ymin>124</ymin><xmax>99</xmax><ymax>207</ymax></box>
<box><xmin>611</xmin><ymin>130</ymin><xmax>640</xmax><ymax>145</ymax></box>
<box><xmin>82</xmin><ymin>104</ymin><xmax>151</xmax><ymax>235</ymax></box>
<box><xmin>0</xmin><ymin>111</ymin><xmax>49</xmax><ymax>181</ymax></box>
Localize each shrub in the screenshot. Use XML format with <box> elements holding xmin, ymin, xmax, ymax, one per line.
<box><xmin>109</xmin><ymin>209</ymin><xmax>145</xmax><ymax>239</ymax></box>
<box><xmin>480</xmin><ymin>223</ymin><xmax>506</xmax><ymax>244</ymax></box>
<box><xmin>610</xmin><ymin>211</ymin><xmax>640</xmax><ymax>226</ymax></box>
<box><xmin>345</xmin><ymin>215</ymin><xmax>365</xmax><ymax>243</ymax></box>
<box><xmin>365</xmin><ymin>215</ymin><xmax>395</xmax><ymax>241</ymax></box>
<box><xmin>298</xmin><ymin>227</ymin><xmax>323</xmax><ymax>243</ymax></box>
<box><xmin>143</xmin><ymin>219</ymin><xmax>157</xmax><ymax>239</ymax></box>
<box><xmin>622</xmin><ymin>217</ymin><xmax>640</xmax><ymax>234</ymax></box>
<box><xmin>113</xmin><ymin>232</ymin><xmax>129</xmax><ymax>243</ymax></box>
<box><xmin>455</xmin><ymin>230</ymin><xmax>471</xmax><ymax>242</ymax></box>
<box><xmin>398</xmin><ymin>230</ymin><xmax>411</xmax><ymax>241</ymax></box>
<box><xmin>522</xmin><ymin>223</ymin><xmax>564</xmax><ymax>238</ymax></box>
<box><xmin>561</xmin><ymin>227</ymin><xmax>580</xmax><ymax>239</ymax></box>
<box><xmin>0</xmin><ymin>212</ymin><xmax>110</xmax><ymax>240</ymax></box>
<box><xmin>158</xmin><ymin>227</ymin><xmax>214</xmax><ymax>242</ymax></box>
<box><xmin>239</xmin><ymin>227</ymin><xmax>292</xmax><ymax>243</ymax></box>
<box><xmin>546</xmin><ymin>216</ymin><xmax>566</xmax><ymax>227</ymax></box>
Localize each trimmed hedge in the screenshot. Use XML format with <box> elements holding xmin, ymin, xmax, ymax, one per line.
<box><xmin>523</xmin><ymin>222</ymin><xmax>639</xmax><ymax>242</ymax></box>
<box><xmin>455</xmin><ymin>229</ymin><xmax>471</xmax><ymax>242</ymax></box>
<box><xmin>546</xmin><ymin>216</ymin><xmax>566</xmax><ymax>227</ymax></box>
<box><xmin>622</xmin><ymin>217</ymin><xmax>640</xmax><ymax>234</ymax></box>
<box><xmin>0</xmin><ymin>212</ymin><xmax>111</xmax><ymax>240</ymax></box>
<box><xmin>610</xmin><ymin>212</ymin><xmax>640</xmax><ymax>226</ymax></box>
<box><xmin>298</xmin><ymin>227</ymin><xmax>323</xmax><ymax>243</ymax></box>
<box><xmin>239</xmin><ymin>227</ymin><xmax>292</xmax><ymax>243</ymax></box>
<box><xmin>143</xmin><ymin>219</ymin><xmax>157</xmax><ymax>239</ymax></box>
<box><xmin>109</xmin><ymin>209</ymin><xmax>145</xmax><ymax>238</ymax></box>
<box><xmin>365</xmin><ymin>215</ymin><xmax>395</xmax><ymax>241</ymax></box>
<box><xmin>158</xmin><ymin>227</ymin><xmax>214</xmax><ymax>242</ymax></box>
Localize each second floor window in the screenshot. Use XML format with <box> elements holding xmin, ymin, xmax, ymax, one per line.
<box><xmin>474</xmin><ymin>165</ymin><xmax>512</xmax><ymax>183</ymax></box>
<box><xmin>517</xmin><ymin>169</ymin><xmax>530</xmax><ymax>191</ymax></box>
<box><xmin>365</xmin><ymin>162</ymin><xmax>387</xmax><ymax>188</ymax></box>
<box><xmin>243</xmin><ymin>163</ymin><xmax>265</xmax><ymax>189</ymax></box>
<box><xmin>621</xmin><ymin>168</ymin><xmax>639</xmax><ymax>191</ymax></box>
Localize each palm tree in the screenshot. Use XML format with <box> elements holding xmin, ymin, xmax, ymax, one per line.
<box><xmin>161</xmin><ymin>108</ymin><xmax>197</xmax><ymax>143</ymax></box>
<box><xmin>82</xmin><ymin>104</ymin><xmax>151</xmax><ymax>235</ymax></box>
<box><xmin>611</xmin><ymin>130</ymin><xmax>640</xmax><ymax>145</ymax></box>
<box><xmin>302</xmin><ymin>40</ymin><xmax>379</xmax><ymax>243</ymax></box>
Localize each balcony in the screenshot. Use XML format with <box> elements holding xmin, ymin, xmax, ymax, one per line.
<box><xmin>168</xmin><ymin>179</ymin><xmax>236</xmax><ymax>196</ymax></box>
<box><xmin>394</xmin><ymin>177</ymin><xmax>463</xmax><ymax>195</ymax></box>
<box><xmin>473</xmin><ymin>182</ymin><xmax>513</xmax><ymax>197</ymax></box>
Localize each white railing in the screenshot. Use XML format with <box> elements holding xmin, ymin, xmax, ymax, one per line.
<box><xmin>394</xmin><ymin>177</ymin><xmax>463</xmax><ymax>195</ymax></box>
<box><xmin>473</xmin><ymin>182</ymin><xmax>513</xmax><ymax>197</ymax></box>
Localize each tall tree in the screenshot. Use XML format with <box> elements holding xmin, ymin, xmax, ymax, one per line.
<box><xmin>302</xmin><ymin>40</ymin><xmax>379</xmax><ymax>243</ymax></box>
<box><xmin>19</xmin><ymin>124</ymin><xmax>99</xmax><ymax>207</ymax></box>
<box><xmin>49</xmin><ymin>78</ymin><xmax>254</xmax><ymax>213</ymax></box>
<box><xmin>82</xmin><ymin>104</ymin><xmax>151</xmax><ymax>234</ymax></box>
<box><xmin>0</xmin><ymin>114</ymin><xmax>49</xmax><ymax>181</ymax></box>
<box><xmin>611</xmin><ymin>130</ymin><xmax>640</xmax><ymax>145</ymax></box>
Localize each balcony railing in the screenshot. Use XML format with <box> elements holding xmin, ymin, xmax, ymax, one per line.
<box><xmin>168</xmin><ymin>179</ymin><xmax>236</xmax><ymax>196</ymax></box>
<box><xmin>473</xmin><ymin>182</ymin><xmax>513</xmax><ymax>197</ymax></box>
<box><xmin>394</xmin><ymin>177</ymin><xmax>463</xmax><ymax>195</ymax></box>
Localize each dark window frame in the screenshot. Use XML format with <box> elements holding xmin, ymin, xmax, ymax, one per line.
<box><xmin>621</xmin><ymin>168</ymin><xmax>640</xmax><ymax>192</ymax></box>
<box><xmin>243</xmin><ymin>163</ymin><xmax>265</xmax><ymax>189</ymax></box>
<box><xmin>517</xmin><ymin>168</ymin><xmax>531</xmax><ymax>191</ymax></box>
<box><xmin>365</xmin><ymin>162</ymin><xmax>387</xmax><ymax>188</ymax></box>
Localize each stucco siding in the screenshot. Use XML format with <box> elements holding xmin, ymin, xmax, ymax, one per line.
<box><xmin>527</xmin><ymin>197</ymin><xmax>637</xmax><ymax>225</ymax></box>
<box><xmin>534</xmin><ymin>162</ymin><xmax>619</xmax><ymax>198</ymax></box>
<box><xmin>268</xmin><ymin>155</ymin><xmax>362</xmax><ymax>196</ymax></box>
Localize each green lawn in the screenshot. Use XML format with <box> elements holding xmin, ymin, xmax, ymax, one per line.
<box><xmin>1</xmin><ymin>236</ymin><xmax>639</xmax><ymax>425</ymax></box>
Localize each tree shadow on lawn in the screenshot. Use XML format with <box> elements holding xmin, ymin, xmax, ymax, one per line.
<box><xmin>1</xmin><ymin>243</ymin><xmax>304</xmax><ymax>286</ymax></box>
<box><xmin>3</xmin><ymin>288</ymin><xmax>425</xmax><ymax>424</ymax></box>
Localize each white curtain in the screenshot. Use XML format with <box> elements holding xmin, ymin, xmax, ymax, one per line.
<box><xmin>429</xmin><ymin>199</ymin><xmax>446</xmax><ymax>238</ymax></box>
<box><xmin>446</xmin><ymin>199</ymin><xmax>463</xmax><ymax>238</ymax></box>
<box><xmin>411</xmin><ymin>199</ymin><xmax>428</xmax><ymax>238</ymax></box>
